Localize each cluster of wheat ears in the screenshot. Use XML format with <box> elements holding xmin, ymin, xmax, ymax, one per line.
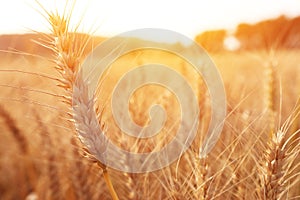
<box><xmin>0</xmin><ymin>2</ymin><xmax>299</xmax><ymax>200</ymax></box>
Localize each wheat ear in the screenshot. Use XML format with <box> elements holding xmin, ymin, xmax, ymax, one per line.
<box><xmin>260</xmin><ymin>130</ymin><xmax>286</xmax><ymax>199</ymax></box>
<box><xmin>258</xmin><ymin>113</ymin><xmax>300</xmax><ymax>200</ymax></box>
<box><xmin>0</xmin><ymin>104</ymin><xmax>39</xmax><ymax>195</ymax></box>
<box><xmin>39</xmin><ymin>5</ymin><xmax>120</xmax><ymax>199</ymax></box>
<box><xmin>72</xmin><ymin>72</ymin><xmax>119</xmax><ymax>200</ymax></box>
<box><xmin>0</xmin><ymin>105</ymin><xmax>28</xmax><ymax>153</ymax></box>
<box><xmin>264</xmin><ymin>54</ymin><xmax>278</xmax><ymax>138</ymax></box>
<box><xmin>194</xmin><ymin>156</ymin><xmax>211</xmax><ymax>199</ymax></box>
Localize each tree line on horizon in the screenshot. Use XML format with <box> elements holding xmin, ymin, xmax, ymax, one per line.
<box><xmin>195</xmin><ymin>15</ymin><xmax>300</xmax><ymax>52</ymax></box>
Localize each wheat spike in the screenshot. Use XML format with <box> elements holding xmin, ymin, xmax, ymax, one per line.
<box><xmin>40</xmin><ymin>5</ymin><xmax>120</xmax><ymax>199</ymax></box>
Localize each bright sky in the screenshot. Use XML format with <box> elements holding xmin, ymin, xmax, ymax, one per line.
<box><xmin>0</xmin><ymin>0</ymin><xmax>300</xmax><ymax>44</ymax></box>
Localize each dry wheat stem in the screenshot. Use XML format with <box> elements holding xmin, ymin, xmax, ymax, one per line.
<box><xmin>99</xmin><ymin>163</ymin><xmax>120</xmax><ymax>200</ymax></box>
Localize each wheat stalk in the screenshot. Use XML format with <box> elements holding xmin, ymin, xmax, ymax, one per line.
<box><xmin>36</xmin><ymin>2</ymin><xmax>120</xmax><ymax>199</ymax></box>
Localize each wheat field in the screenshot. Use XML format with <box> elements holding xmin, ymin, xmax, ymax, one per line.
<box><xmin>0</xmin><ymin>3</ymin><xmax>299</xmax><ymax>200</ymax></box>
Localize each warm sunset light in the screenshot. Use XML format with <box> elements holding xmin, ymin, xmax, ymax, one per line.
<box><xmin>0</xmin><ymin>0</ymin><xmax>300</xmax><ymax>43</ymax></box>
<box><xmin>1</xmin><ymin>1</ymin><xmax>300</xmax><ymax>199</ymax></box>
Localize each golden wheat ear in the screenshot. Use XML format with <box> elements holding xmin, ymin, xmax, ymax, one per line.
<box><xmin>256</xmin><ymin>105</ymin><xmax>300</xmax><ymax>199</ymax></box>
<box><xmin>35</xmin><ymin>2</ymin><xmax>120</xmax><ymax>199</ymax></box>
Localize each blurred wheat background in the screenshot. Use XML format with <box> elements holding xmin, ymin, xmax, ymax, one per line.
<box><xmin>0</xmin><ymin>1</ymin><xmax>299</xmax><ymax>200</ymax></box>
